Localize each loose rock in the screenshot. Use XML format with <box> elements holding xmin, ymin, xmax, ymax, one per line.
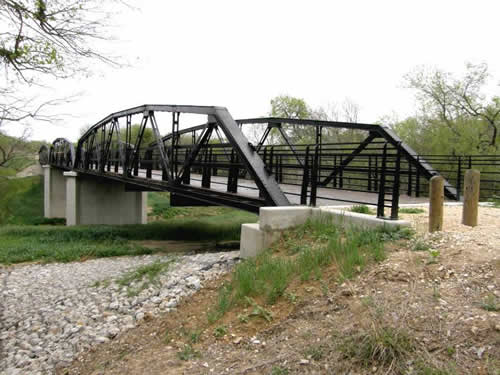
<box><xmin>0</xmin><ymin>251</ymin><xmax>239</xmax><ymax>374</ymax></box>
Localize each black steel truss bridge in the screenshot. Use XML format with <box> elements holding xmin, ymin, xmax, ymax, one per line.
<box><xmin>39</xmin><ymin>104</ymin><xmax>463</xmax><ymax>219</ymax></box>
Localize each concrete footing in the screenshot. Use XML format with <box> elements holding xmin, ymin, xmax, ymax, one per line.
<box><xmin>240</xmin><ymin>205</ymin><xmax>410</xmax><ymax>258</ymax></box>
<box><xmin>43</xmin><ymin>166</ymin><xmax>147</xmax><ymax>226</ymax></box>
<box><xmin>240</xmin><ymin>223</ymin><xmax>280</xmax><ymax>258</ymax></box>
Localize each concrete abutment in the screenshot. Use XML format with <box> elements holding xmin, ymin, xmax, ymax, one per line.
<box><xmin>240</xmin><ymin>206</ymin><xmax>411</xmax><ymax>258</ymax></box>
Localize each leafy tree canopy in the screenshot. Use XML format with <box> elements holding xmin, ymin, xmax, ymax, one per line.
<box><xmin>401</xmin><ymin>63</ymin><xmax>499</xmax><ymax>152</ymax></box>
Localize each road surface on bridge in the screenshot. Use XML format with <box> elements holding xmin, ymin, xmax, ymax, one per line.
<box><xmin>117</xmin><ymin>169</ymin><xmax>429</xmax><ymax>207</ymax></box>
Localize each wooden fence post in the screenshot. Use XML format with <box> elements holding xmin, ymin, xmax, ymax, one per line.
<box><xmin>429</xmin><ymin>175</ymin><xmax>444</xmax><ymax>232</ymax></box>
<box><xmin>462</xmin><ymin>169</ymin><xmax>480</xmax><ymax>227</ymax></box>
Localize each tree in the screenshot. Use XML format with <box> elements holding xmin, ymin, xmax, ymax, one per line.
<box><xmin>267</xmin><ymin>95</ymin><xmax>314</xmax><ymax>144</ymax></box>
<box><xmin>126</xmin><ymin>124</ymin><xmax>154</xmax><ymax>146</ymax></box>
<box><xmin>404</xmin><ymin>63</ymin><xmax>499</xmax><ymax>151</ymax></box>
<box><xmin>0</xmin><ymin>128</ymin><xmax>29</xmax><ymax>168</ymax></box>
<box><xmin>270</xmin><ymin>95</ymin><xmax>312</xmax><ymax>119</ymax></box>
<box><xmin>0</xmin><ymin>0</ymin><xmax>127</xmax><ymax>124</ymax></box>
<box><xmin>262</xmin><ymin>95</ymin><xmax>363</xmax><ymax>144</ymax></box>
<box><xmin>1</xmin><ymin>0</ymin><xmax>122</xmax><ymax>82</ymax></box>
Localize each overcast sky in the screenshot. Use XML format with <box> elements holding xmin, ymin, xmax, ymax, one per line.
<box><xmin>5</xmin><ymin>0</ymin><xmax>500</xmax><ymax>142</ymax></box>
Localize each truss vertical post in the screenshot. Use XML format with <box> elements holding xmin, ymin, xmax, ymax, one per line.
<box><xmin>377</xmin><ymin>144</ymin><xmax>388</xmax><ymax>218</ymax></box>
<box><xmin>310</xmin><ymin>145</ymin><xmax>319</xmax><ymax>207</ymax></box>
<box><xmin>123</xmin><ymin>115</ymin><xmax>132</xmax><ymax>177</ymax></box>
<box><xmin>390</xmin><ymin>147</ymin><xmax>401</xmax><ymax>220</ymax></box>
<box><xmin>407</xmin><ymin>163</ymin><xmax>413</xmax><ymax>196</ymax></box>
<box><xmin>228</xmin><ymin>149</ymin><xmax>239</xmax><ymax>193</ymax></box>
<box><xmin>182</xmin><ymin>149</ymin><xmax>190</xmax><ymax>184</ymax></box>
<box><xmin>211</xmin><ymin>148</ymin><xmax>218</xmax><ymax>177</ymax></box>
<box><xmin>316</xmin><ymin>126</ymin><xmax>322</xmax><ymax>183</ymax></box>
<box><xmin>339</xmin><ymin>156</ymin><xmax>344</xmax><ymax>188</ymax></box>
<box><xmin>202</xmin><ymin>148</ymin><xmax>211</xmax><ymax>188</ymax></box>
<box><xmin>368</xmin><ymin>155</ymin><xmax>372</xmax><ymax>191</ymax></box>
<box><xmin>301</xmin><ymin>146</ymin><xmax>310</xmax><ymax>205</ymax></box>
<box><xmin>333</xmin><ymin>156</ymin><xmax>337</xmax><ymax>188</ymax></box>
<box><xmin>268</xmin><ymin>147</ymin><xmax>274</xmax><ymax>175</ymax></box>
<box><xmin>415</xmin><ymin>156</ymin><xmax>421</xmax><ymax>197</ymax></box>
<box><xmin>114</xmin><ymin>149</ymin><xmax>119</xmax><ymax>173</ymax></box>
<box><xmin>278</xmin><ymin>155</ymin><xmax>283</xmax><ymax>183</ymax></box>
<box><xmin>456</xmin><ymin>156</ymin><xmax>462</xmax><ymax>201</ymax></box>
<box><xmin>145</xmin><ymin>149</ymin><xmax>153</xmax><ymax>178</ymax></box>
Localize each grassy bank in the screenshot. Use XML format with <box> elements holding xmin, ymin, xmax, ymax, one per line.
<box><xmin>207</xmin><ymin>217</ymin><xmax>413</xmax><ymax>322</ymax></box>
<box><xmin>0</xmin><ymin>176</ymin><xmax>44</xmax><ymax>225</ymax></box>
<box><xmin>0</xmin><ymin>211</ymin><xmax>256</xmax><ymax>264</ymax></box>
<box><xmin>0</xmin><ymin>179</ymin><xmax>257</xmax><ymax>264</ymax></box>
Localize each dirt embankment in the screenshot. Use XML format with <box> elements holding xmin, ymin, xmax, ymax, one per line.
<box><xmin>61</xmin><ymin>206</ymin><xmax>500</xmax><ymax>375</ymax></box>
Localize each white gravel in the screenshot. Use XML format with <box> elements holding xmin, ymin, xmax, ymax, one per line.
<box><xmin>0</xmin><ymin>251</ymin><xmax>240</xmax><ymax>374</ymax></box>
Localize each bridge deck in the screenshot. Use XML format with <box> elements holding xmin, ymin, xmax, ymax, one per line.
<box><xmin>135</xmin><ymin>170</ymin><xmax>429</xmax><ymax>207</ymax></box>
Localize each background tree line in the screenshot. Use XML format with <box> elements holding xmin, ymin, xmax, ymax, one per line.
<box><xmin>265</xmin><ymin>63</ymin><xmax>499</xmax><ymax>157</ymax></box>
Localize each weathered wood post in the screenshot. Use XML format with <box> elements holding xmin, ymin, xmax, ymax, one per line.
<box><xmin>462</xmin><ymin>169</ymin><xmax>480</xmax><ymax>227</ymax></box>
<box><xmin>429</xmin><ymin>175</ymin><xmax>444</xmax><ymax>232</ymax></box>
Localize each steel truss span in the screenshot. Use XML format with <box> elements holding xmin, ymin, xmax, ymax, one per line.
<box><xmin>40</xmin><ymin>104</ymin><xmax>462</xmax><ymax>218</ymax></box>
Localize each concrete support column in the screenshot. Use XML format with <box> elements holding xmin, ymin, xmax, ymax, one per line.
<box><xmin>64</xmin><ymin>172</ymin><xmax>78</xmax><ymax>226</ymax></box>
<box><xmin>63</xmin><ymin>172</ymin><xmax>147</xmax><ymax>226</ymax></box>
<box><xmin>43</xmin><ymin>165</ymin><xmax>66</xmax><ymax>218</ymax></box>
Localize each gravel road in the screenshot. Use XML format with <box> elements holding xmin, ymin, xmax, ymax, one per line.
<box><xmin>0</xmin><ymin>251</ymin><xmax>239</xmax><ymax>374</ymax></box>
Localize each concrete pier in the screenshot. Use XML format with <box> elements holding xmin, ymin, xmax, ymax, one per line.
<box><xmin>43</xmin><ymin>165</ymin><xmax>66</xmax><ymax>218</ymax></box>
<box><xmin>63</xmin><ymin>172</ymin><xmax>147</xmax><ymax>226</ymax></box>
<box><xmin>43</xmin><ymin>165</ymin><xmax>147</xmax><ymax>226</ymax></box>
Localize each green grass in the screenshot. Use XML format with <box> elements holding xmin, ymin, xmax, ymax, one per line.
<box><xmin>0</xmin><ymin>214</ymin><xmax>252</xmax><ymax>264</ymax></box>
<box><xmin>412</xmin><ymin>239</ymin><xmax>431</xmax><ymax>252</ymax></box>
<box><xmin>304</xmin><ymin>345</ymin><xmax>325</xmax><ymax>361</ymax></box>
<box><xmin>399</xmin><ymin>207</ymin><xmax>425</xmax><ymax>214</ymax></box>
<box><xmin>0</xmin><ymin>167</ymin><xmax>17</xmax><ymax>177</ymax></box>
<box><xmin>340</xmin><ymin>325</ymin><xmax>415</xmax><ymax>368</ymax></box>
<box><xmin>0</xmin><ymin>184</ymin><xmax>257</xmax><ymax>264</ymax></box>
<box><xmin>0</xmin><ymin>176</ymin><xmax>44</xmax><ymax>225</ymax></box>
<box><xmin>148</xmin><ymin>192</ymin><xmax>256</xmax><ymax>222</ymax></box>
<box><xmin>350</xmin><ymin>204</ymin><xmax>375</xmax><ymax>215</ymax></box>
<box><xmin>116</xmin><ymin>259</ymin><xmax>174</xmax><ymax>296</ymax></box>
<box><xmin>270</xmin><ymin>367</ymin><xmax>289</xmax><ymax>375</ymax></box>
<box><xmin>177</xmin><ymin>344</ymin><xmax>200</xmax><ymax>361</ymax></box>
<box><xmin>480</xmin><ymin>294</ymin><xmax>499</xmax><ymax>312</ymax></box>
<box><xmin>207</xmin><ymin>217</ymin><xmax>408</xmax><ymax>322</ymax></box>
<box><xmin>213</xmin><ymin>325</ymin><xmax>227</xmax><ymax>338</ymax></box>
<box><xmin>488</xmin><ymin>195</ymin><xmax>500</xmax><ymax>208</ymax></box>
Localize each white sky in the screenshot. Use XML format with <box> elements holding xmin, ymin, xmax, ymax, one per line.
<box><xmin>5</xmin><ymin>0</ymin><xmax>500</xmax><ymax>142</ymax></box>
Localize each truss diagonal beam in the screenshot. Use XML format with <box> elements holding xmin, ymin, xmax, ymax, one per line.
<box><xmin>176</xmin><ymin>124</ymin><xmax>215</xmax><ymax>184</ymax></box>
<box><xmin>321</xmin><ymin>132</ymin><xmax>378</xmax><ymax>186</ymax></box>
<box><xmin>276</xmin><ymin>125</ymin><xmax>304</xmax><ymax>167</ymax></box>
<box><xmin>150</xmin><ymin>113</ymin><xmax>173</xmax><ymax>182</ymax></box>
<box><xmin>214</xmin><ymin>109</ymin><xmax>290</xmax><ymax>207</ymax></box>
